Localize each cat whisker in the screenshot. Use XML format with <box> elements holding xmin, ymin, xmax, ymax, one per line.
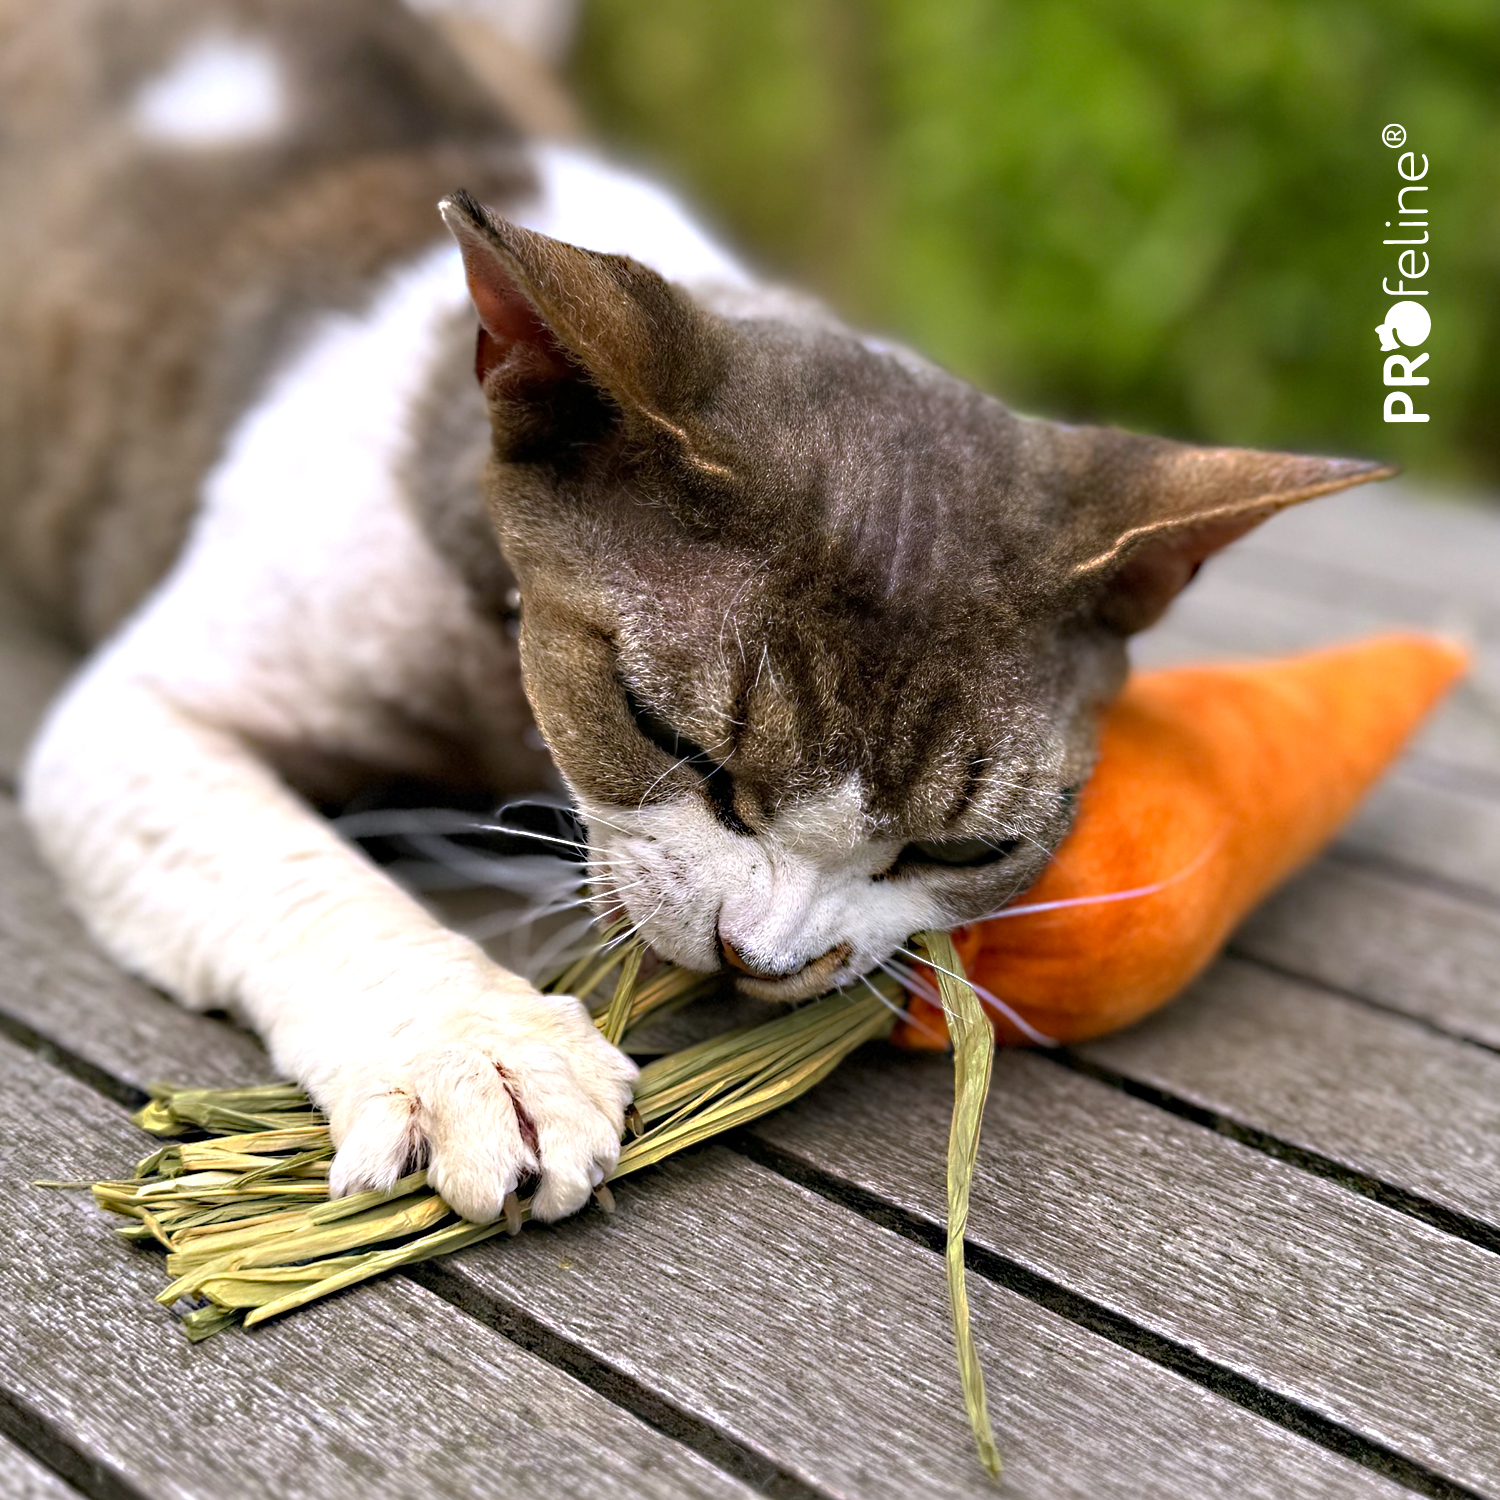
<box><xmin>396</xmin><ymin>832</ymin><xmax>585</xmax><ymax>889</ymax></box>
<box><xmin>465</xmin><ymin>823</ymin><xmax>591</xmax><ymax>855</ymax></box>
<box><xmin>596</xmin><ymin>897</ymin><xmax>667</xmax><ymax>957</ymax></box>
<box><xmin>521</xmin><ymin>912</ymin><xmax>612</xmax><ymax>984</ymax></box>
<box><xmin>333</xmin><ymin>807</ymin><xmax>518</xmax><ymax>839</ymax></box>
<box><xmin>857</xmin><ymin>973</ymin><xmax>946</xmax><ymax>1046</ymax></box>
<box><xmin>636</xmin><ymin>753</ymin><xmax>698</xmax><ymax>814</ymax></box>
<box><xmin>574</xmin><ymin>807</ymin><xmax>637</xmax><ymax>839</ymax></box>
<box><xmin>978</xmin><ymin>831</ymin><xmax>1224</xmax><ymax>923</ymax></box>
<box><xmin>894</xmin><ymin>945</ymin><xmax>1056</xmax><ymax>1047</ymax></box>
<box><xmin>461</xmin><ymin>892</ymin><xmax>598</xmax><ymax>943</ymax></box>
<box><xmin>876</xmin><ymin>955</ymin><xmax>939</xmax><ymax>1003</ymax></box>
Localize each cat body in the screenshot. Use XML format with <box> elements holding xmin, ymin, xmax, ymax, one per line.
<box><xmin>3</xmin><ymin>0</ymin><xmax>1389</xmax><ymax>1222</ymax></box>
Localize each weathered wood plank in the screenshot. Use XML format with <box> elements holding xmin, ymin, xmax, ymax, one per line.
<box><xmin>0</xmin><ymin>796</ymin><xmax>1411</xmax><ymax>1498</ymax></box>
<box><xmin>1082</xmin><ymin>955</ymin><xmax>1500</xmax><ymax>1229</ymax></box>
<box><xmin>0</xmin><ymin>798</ymin><xmax>273</xmax><ymax>1093</ymax></box>
<box><xmin>0</xmin><ymin>1437</ymin><xmax>78</xmax><ymax>1500</ymax></box>
<box><xmin>438</xmin><ymin>1144</ymin><xmax>1410</xmax><ymax>1500</ymax></box>
<box><xmin>0</xmin><ymin>1034</ymin><xmax>758</xmax><ymax>1500</ymax></box>
<box><xmin>1343</xmin><ymin>773</ymin><xmax>1500</xmax><ymax>896</ymax></box>
<box><xmin>750</xmin><ymin>1046</ymin><xmax>1500</xmax><ymax>1496</ymax></box>
<box><xmin>1233</xmin><ymin>483</ymin><xmax>1500</xmax><ymax>627</ymax></box>
<box><xmin>1234</xmin><ymin>857</ymin><xmax>1500</xmax><ymax>1048</ymax></box>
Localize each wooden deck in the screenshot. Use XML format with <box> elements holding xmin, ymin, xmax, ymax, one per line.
<box><xmin>2</xmin><ymin>480</ymin><xmax>1499</xmax><ymax>1499</ymax></box>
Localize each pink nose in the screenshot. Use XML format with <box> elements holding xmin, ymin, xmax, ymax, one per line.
<box><xmin>719</xmin><ymin>935</ymin><xmax>852</xmax><ymax>984</ymax></box>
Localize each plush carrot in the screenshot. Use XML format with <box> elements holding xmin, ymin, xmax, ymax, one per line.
<box><xmin>894</xmin><ymin>634</ymin><xmax>1468</xmax><ymax>1049</ymax></box>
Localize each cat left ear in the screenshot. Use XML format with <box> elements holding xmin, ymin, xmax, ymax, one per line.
<box><xmin>439</xmin><ymin>189</ymin><xmax>727</xmax><ymax>469</ymax></box>
<box><xmin>1039</xmin><ymin>424</ymin><xmax>1396</xmax><ymax>634</ymax></box>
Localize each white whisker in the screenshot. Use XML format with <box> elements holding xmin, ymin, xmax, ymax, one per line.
<box><xmin>878</xmin><ymin>955</ymin><xmax>941</xmax><ymax>1007</ymax></box>
<box><xmin>895</xmin><ymin>945</ymin><xmax>1056</xmax><ymax>1047</ymax></box>
<box><xmin>858</xmin><ymin>973</ymin><xmax>945</xmax><ymax>1045</ymax></box>
<box><xmin>979</xmin><ymin>832</ymin><xmax>1224</xmax><ymax>923</ymax></box>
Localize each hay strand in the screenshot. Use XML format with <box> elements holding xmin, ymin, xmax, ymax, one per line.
<box><xmin>73</xmin><ymin>926</ymin><xmax>1002</xmax><ymax>1478</ymax></box>
<box><xmin>915</xmin><ymin>928</ymin><xmax>1002</xmax><ymax>1480</ymax></box>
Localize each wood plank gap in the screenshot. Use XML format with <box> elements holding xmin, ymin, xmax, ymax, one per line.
<box><xmin>729</xmin><ymin>1132</ymin><xmax>1489</xmax><ymax>1500</ymax></box>
<box><xmin>0</xmin><ymin>1387</ymin><xmax>144</xmax><ymax>1500</ymax></box>
<box><xmin>0</xmin><ymin>1007</ymin><xmax>148</xmax><ymax>1111</ymax></box>
<box><xmin>1228</xmin><ymin>947</ymin><xmax>1500</xmax><ymax>1059</ymax></box>
<box><xmin>1047</xmin><ymin>1050</ymin><xmax>1500</xmax><ymax>1258</ymax></box>
<box><xmin>409</xmin><ymin>1260</ymin><xmax>832</xmax><ymax>1500</ymax></box>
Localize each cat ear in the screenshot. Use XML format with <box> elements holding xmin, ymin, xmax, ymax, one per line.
<box><xmin>439</xmin><ymin>190</ymin><xmax>726</xmax><ymax>468</ymax></box>
<box><xmin>1037</xmin><ymin>424</ymin><xmax>1396</xmax><ymax>634</ymax></box>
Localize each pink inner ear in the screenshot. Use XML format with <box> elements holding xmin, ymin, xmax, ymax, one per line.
<box><xmin>463</xmin><ymin>259</ymin><xmax>576</xmax><ymax>388</ymax></box>
<box><xmin>1101</xmin><ymin>512</ymin><xmax>1267</xmax><ymax>634</ymax></box>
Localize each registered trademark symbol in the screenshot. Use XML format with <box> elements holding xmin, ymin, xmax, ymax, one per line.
<box><xmin>1382</xmin><ymin>123</ymin><xmax>1407</xmax><ymax>148</ymax></box>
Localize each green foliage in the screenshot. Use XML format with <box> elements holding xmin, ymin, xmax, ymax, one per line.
<box><xmin>575</xmin><ymin>0</ymin><xmax>1500</xmax><ymax>483</ymax></box>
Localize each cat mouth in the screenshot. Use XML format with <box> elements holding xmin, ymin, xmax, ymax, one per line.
<box><xmin>722</xmin><ymin>940</ymin><xmax>855</xmax><ymax>1002</ymax></box>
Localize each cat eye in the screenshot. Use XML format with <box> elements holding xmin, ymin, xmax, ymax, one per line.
<box><xmin>626</xmin><ymin>686</ymin><xmax>705</xmax><ymax>763</ymax></box>
<box><xmin>900</xmin><ymin>835</ymin><xmax>1021</xmax><ymax>869</ymax></box>
<box><xmin>623</xmin><ymin>683</ymin><xmax>751</xmax><ymax>836</ymax></box>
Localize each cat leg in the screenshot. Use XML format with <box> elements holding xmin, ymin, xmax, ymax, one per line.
<box><xmin>21</xmin><ymin>653</ymin><xmax>636</xmax><ymax>1222</ymax></box>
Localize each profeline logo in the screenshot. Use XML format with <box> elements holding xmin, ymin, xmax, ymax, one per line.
<box><xmin>1378</xmin><ymin>125</ymin><xmax>1429</xmax><ymax>425</ymax></box>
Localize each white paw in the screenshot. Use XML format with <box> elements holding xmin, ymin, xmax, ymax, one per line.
<box><xmin>324</xmin><ymin>987</ymin><xmax>638</xmax><ymax>1223</ymax></box>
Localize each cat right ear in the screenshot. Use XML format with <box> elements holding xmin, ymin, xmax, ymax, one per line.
<box><xmin>1030</xmin><ymin>421</ymin><xmax>1396</xmax><ymax>635</ymax></box>
<box><xmin>439</xmin><ymin>190</ymin><xmax>727</xmax><ymax>470</ymax></box>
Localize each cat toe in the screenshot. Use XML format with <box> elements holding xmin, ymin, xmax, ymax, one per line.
<box><xmin>327</xmin><ymin>1086</ymin><xmax>423</xmax><ymax>1199</ymax></box>
<box><xmin>417</xmin><ymin>1042</ymin><xmax>540</xmax><ymax>1222</ymax></box>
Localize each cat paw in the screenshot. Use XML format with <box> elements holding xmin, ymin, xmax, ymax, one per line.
<box><xmin>324</xmin><ymin>987</ymin><xmax>638</xmax><ymax>1223</ymax></box>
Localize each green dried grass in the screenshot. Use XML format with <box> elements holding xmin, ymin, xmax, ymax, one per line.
<box><xmin>81</xmin><ymin>930</ymin><xmax>1001</xmax><ymax>1477</ymax></box>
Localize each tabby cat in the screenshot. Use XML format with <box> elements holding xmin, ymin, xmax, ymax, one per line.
<box><xmin>1</xmin><ymin>0</ymin><xmax>1389</xmax><ymax>1222</ymax></box>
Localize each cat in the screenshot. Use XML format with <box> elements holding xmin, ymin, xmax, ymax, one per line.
<box><xmin>1</xmin><ymin>0</ymin><xmax>1390</xmax><ymax>1225</ymax></box>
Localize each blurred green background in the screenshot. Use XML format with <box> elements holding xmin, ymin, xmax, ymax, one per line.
<box><xmin>573</xmin><ymin>0</ymin><xmax>1499</xmax><ymax>487</ymax></box>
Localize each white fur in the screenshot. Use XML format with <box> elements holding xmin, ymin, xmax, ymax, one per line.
<box><xmin>133</xmin><ymin>35</ymin><xmax>287</xmax><ymax>149</ymax></box>
<box><xmin>516</xmin><ymin>143</ymin><xmax>753</xmax><ymax>288</ymax></box>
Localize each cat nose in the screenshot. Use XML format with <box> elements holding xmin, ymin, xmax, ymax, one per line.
<box><xmin>719</xmin><ymin>934</ymin><xmax>852</xmax><ymax>985</ymax></box>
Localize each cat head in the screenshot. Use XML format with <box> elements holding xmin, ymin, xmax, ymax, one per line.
<box><xmin>442</xmin><ymin>191</ymin><xmax>1391</xmax><ymax>1001</ymax></box>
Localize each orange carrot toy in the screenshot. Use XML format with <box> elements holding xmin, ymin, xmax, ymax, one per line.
<box><xmin>894</xmin><ymin>633</ymin><xmax>1468</xmax><ymax>1049</ymax></box>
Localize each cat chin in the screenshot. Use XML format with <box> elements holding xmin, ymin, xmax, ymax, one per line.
<box><xmin>731</xmin><ymin>964</ymin><xmax>861</xmax><ymax>1005</ymax></box>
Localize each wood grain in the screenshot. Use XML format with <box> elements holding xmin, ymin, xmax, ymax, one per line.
<box><xmin>1082</xmin><ymin>955</ymin><xmax>1500</xmax><ymax>1229</ymax></box>
<box><xmin>1234</xmin><ymin>857</ymin><xmax>1500</xmax><ymax>1048</ymax></box>
<box><xmin>0</xmin><ymin>1436</ymin><xmax>80</xmax><ymax>1500</ymax></box>
<box><xmin>1232</xmin><ymin>483</ymin><xmax>1500</xmax><ymax>629</ymax></box>
<box><xmin>0</xmin><ymin>798</ymin><xmax>274</xmax><ymax>1093</ymax></box>
<box><xmin>438</xmin><ymin>1144</ymin><xmax>1409</xmax><ymax>1500</ymax></box>
<box><xmin>0</xmin><ymin>1033</ymin><xmax>758</xmax><ymax>1500</ymax></box>
<box><xmin>751</xmin><ymin>1046</ymin><xmax>1500</xmax><ymax>1496</ymax></box>
<box><xmin>0</xmin><ymin>810</ymin><xmax>1404</xmax><ymax>1500</ymax></box>
<box><xmin>1342</xmin><ymin>775</ymin><xmax>1500</xmax><ymax>896</ymax></box>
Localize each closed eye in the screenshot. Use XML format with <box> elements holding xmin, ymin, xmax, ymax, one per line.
<box><xmin>898</xmin><ymin>835</ymin><xmax>1021</xmax><ymax>869</ymax></box>
<box><xmin>623</xmin><ymin>683</ymin><xmax>751</xmax><ymax>835</ymax></box>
